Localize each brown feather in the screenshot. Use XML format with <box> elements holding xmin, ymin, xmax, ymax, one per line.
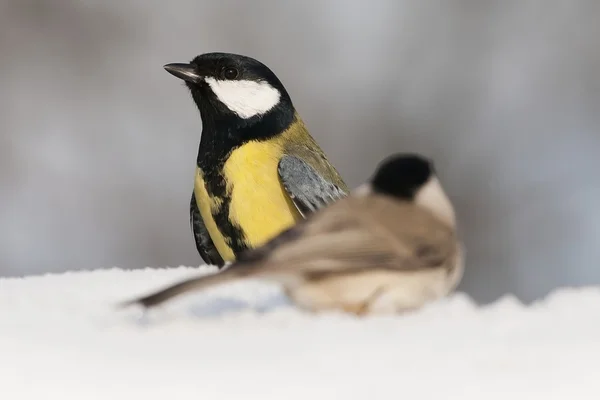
<box><xmin>120</xmin><ymin>192</ymin><xmax>461</xmax><ymax>312</ymax></box>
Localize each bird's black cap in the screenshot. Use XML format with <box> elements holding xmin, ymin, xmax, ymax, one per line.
<box><xmin>163</xmin><ymin>52</ymin><xmax>295</xmax><ymax>128</ymax></box>
<box><xmin>371</xmin><ymin>153</ymin><xmax>435</xmax><ymax>200</ymax></box>
<box><xmin>163</xmin><ymin>52</ymin><xmax>290</xmax><ymax>100</ymax></box>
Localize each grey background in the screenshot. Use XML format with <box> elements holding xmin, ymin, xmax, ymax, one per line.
<box><xmin>1</xmin><ymin>0</ymin><xmax>599</xmax><ymax>304</ymax></box>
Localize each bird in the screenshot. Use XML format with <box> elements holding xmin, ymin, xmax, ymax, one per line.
<box><xmin>164</xmin><ymin>52</ymin><xmax>349</xmax><ymax>268</ymax></box>
<box><xmin>120</xmin><ymin>153</ymin><xmax>464</xmax><ymax>316</ymax></box>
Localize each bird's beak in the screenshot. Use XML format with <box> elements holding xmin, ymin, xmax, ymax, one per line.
<box><xmin>163</xmin><ymin>63</ymin><xmax>203</xmax><ymax>83</ymax></box>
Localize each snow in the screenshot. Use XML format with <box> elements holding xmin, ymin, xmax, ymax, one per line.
<box><xmin>1</xmin><ymin>266</ymin><xmax>600</xmax><ymax>399</ymax></box>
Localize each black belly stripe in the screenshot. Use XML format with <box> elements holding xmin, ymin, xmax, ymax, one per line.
<box><xmin>212</xmin><ymin>193</ymin><xmax>248</xmax><ymax>255</ymax></box>
<box><xmin>199</xmin><ymin>165</ymin><xmax>247</xmax><ymax>256</ymax></box>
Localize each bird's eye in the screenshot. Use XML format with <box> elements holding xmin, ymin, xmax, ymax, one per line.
<box><xmin>223</xmin><ymin>67</ymin><xmax>239</xmax><ymax>80</ymax></box>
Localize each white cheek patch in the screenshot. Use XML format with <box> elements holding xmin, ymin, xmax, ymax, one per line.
<box><xmin>415</xmin><ymin>177</ymin><xmax>456</xmax><ymax>227</ymax></box>
<box><xmin>205</xmin><ymin>77</ymin><xmax>281</xmax><ymax>119</ymax></box>
<box><xmin>351</xmin><ymin>183</ymin><xmax>373</xmax><ymax>197</ymax></box>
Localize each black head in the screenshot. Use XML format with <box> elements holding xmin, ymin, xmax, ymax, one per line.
<box><xmin>370</xmin><ymin>153</ymin><xmax>435</xmax><ymax>200</ymax></box>
<box><xmin>164</xmin><ymin>52</ymin><xmax>293</xmax><ymax>121</ymax></box>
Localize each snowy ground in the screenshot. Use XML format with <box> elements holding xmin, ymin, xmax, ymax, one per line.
<box><xmin>1</xmin><ymin>266</ymin><xmax>599</xmax><ymax>399</ymax></box>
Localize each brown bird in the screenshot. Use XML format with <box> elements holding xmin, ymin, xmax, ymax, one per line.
<box><xmin>120</xmin><ymin>153</ymin><xmax>464</xmax><ymax>316</ymax></box>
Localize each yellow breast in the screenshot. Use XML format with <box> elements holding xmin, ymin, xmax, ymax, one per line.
<box><xmin>194</xmin><ymin>138</ymin><xmax>303</xmax><ymax>262</ymax></box>
<box><xmin>225</xmin><ymin>139</ymin><xmax>303</xmax><ymax>247</ymax></box>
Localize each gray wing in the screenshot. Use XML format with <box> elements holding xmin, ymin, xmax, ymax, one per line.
<box><xmin>190</xmin><ymin>192</ymin><xmax>225</xmax><ymax>267</ymax></box>
<box><xmin>277</xmin><ymin>154</ymin><xmax>348</xmax><ymax>218</ymax></box>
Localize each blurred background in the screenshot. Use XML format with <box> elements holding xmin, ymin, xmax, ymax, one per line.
<box><xmin>1</xmin><ymin>0</ymin><xmax>599</xmax><ymax>304</ymax></box>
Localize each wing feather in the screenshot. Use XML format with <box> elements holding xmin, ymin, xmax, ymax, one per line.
<box><xmin>238</xmin><ymin>196</ymin><xmax>457</xmax><ymax>276</ymax></box>
<box><xmin>277</xmin><ymin>154</ymin><xmax>347</xmax><ymax>218</ymax></box>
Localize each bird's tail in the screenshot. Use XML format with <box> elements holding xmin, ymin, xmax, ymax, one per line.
<box><xmin>117</xmin><ymin>263</ymin><xmax>260</xmax><ymax>309</ymax></box>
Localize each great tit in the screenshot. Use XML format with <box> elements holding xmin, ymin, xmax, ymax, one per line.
<box><xmin>164</xmin><ymin>52</ymin><xmax>348</xmax><ymax>267</ymax></box>
<box><xmin>121</xmin><ymin>153</ymin><xmax>464</xmax><ymax>316</ymax></box>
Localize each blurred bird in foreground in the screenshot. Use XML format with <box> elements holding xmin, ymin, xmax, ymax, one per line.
<box><xmin>164</xmin><ymin>52</ymin><xmax>348</xmax><ymax>268</ymax></box>
<box><xmin>121</xmin><ymin>153</ymin><xmax>464</xmax><ymax>316</ymax></box>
